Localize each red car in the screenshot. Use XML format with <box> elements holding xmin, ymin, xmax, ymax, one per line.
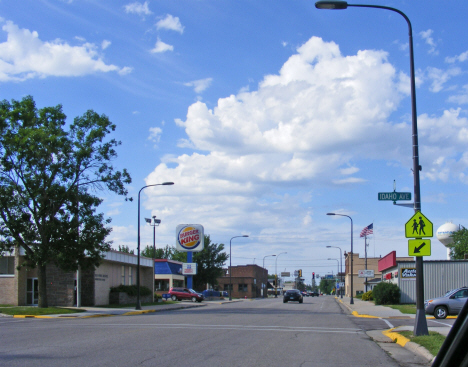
<box><xmin>169</xmin><ymin>287</ymin><xmax>204</xmax><ymax>302</ymax></box>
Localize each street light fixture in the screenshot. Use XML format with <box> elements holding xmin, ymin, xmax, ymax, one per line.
<box><xmin>275</xmin><ymin>252</ymin><xmax>287</xmax><ymax>297</ymax></box>
<box><xmin>327</xmin><ymin>245</ymin><xmax>343</xmax><ymax>298</ymax></box>
<box><xmin>145</xmin><ymin>216</ymin><xmax>161</xmax><ymax>302</ymax></box>
<box><xmin>262</xmin><ymin>254</ymin><xmax>276</xmax><ymax>298</ymax></box>
<box><xmin>317</xmin><ymin>0</ymin><xmax>428</xmax><ymax>337</ymax></box>
<box><xmin>327</xmin><ymin>213</ymin><xmax>353</xmax><ymax>304</ymax></box>
<box><xmin>229</xmin><ymin>235</ymin><xmax>249</xmax><ymax>301</ymax></box>
<box><xmin>136</xmin><ymin>182</ymin><xmax>174</xmax><ymax>310</ymax></box>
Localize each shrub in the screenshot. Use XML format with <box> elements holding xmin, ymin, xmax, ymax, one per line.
<box><xmin>361</xmin><ymin>290</ymin><xmax>373</xmax><ymax>301</ymax></box>
<box><xmin>372</xmin><ymin>282</ymin><xmax>400</xmax><ymax>305</ymax></box>
<box><xmin>110</xmin><ymin>285</ymin><xmax>152</xmax><ymax>297</ymax></box>
<box><xmin>154</xmin><ymin>293</ymin><xmax>162</xmax><ymax>301</ymax></box>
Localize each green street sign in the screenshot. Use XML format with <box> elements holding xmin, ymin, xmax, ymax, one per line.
<box><xmin>405</xmin><ymin>211</ymin><xmax>433</xmax><ymax>238</ymax></box>
<box><xmin>378</xmin><ymin>192</ymin><xmax>412</xmax><ymax>201</ymax></box>
<box><xmin>408</xmin><ymin>239</ymin><xmax>431</xmax><ymax>257</ymax></box>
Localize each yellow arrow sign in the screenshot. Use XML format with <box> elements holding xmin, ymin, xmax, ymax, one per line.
<box><xmin>405</xmin><ymin>211</ymin><xmax>433</xmax><ymax>238</ymax></box>
<box><xmin>408</xmin><ymin>239</ymin><xmax>431</xmax><ymax>256</ymax></box>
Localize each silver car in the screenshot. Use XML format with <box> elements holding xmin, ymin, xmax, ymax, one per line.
<box><xmin>424</xmin><ymin>287</ymin><xmax>468</xmax><ymax>319</ymax></box>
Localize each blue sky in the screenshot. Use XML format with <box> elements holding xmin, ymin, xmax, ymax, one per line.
<box><xmin>2</xmin><ymin>0</ymin><xmax>468</xmax><ymax>281</ymax></box>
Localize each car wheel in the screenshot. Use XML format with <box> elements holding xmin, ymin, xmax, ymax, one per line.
<box><xmin>171</xmin><ymin>295</ymin><xmax>177</xmax><ymax>301</ymax></box>
<box><xmin>299</xmin><ymin>299</ymin><xmax>303</xmax><ymax>303</ymax></box>
<box><xmin>283</xmin><ymin>300</ymin><xmax>287</xmax><ymax>303</ymax></box>
<box><xmin>434</xmin><ymin>306</ymin><xmax>448</xmax><ymax>319</ymax></box>
<box><xmin>191</xmin><ymin>296</ymin><xmax>197</xmax><ymax>303</ymax></box>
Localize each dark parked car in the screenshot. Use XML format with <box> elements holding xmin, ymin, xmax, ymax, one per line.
<box><xmin>169</xmin><ymin>287</ymin><xmax>204</xmax><ymax>302</ymax></box>
<box><xmin>283</xmin><ymin>289</ymin><xmax>303</xmax><ymax>303</ymax></box>
<box><xmin>425</xmin><ymin>286</ymin><xmax>468</xmax><ymax>319</ymax></box>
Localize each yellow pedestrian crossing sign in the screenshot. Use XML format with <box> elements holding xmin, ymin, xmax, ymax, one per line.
<box><xmin>405</xmin><ymin>212</ymin><xmax>433</xmax><ymax>238</ymax></box>
<box><xmin>408</xmin><ymin>239</ymin><xmax>431</xmax><ymax>256</ymax></box>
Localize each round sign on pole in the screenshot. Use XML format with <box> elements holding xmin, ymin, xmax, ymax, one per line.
<box><xmin>176</xmin><ymin>224</ymin><xmax>204</xmax><ymax>252</ymax></box>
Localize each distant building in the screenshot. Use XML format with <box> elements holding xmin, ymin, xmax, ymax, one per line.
<box><xmin>154</xmin><ymin>259</ymin><xmax>185</xmax><ymax>294</ymax></box>
<box><xmin>217</xmin><ymin>264</ymin><xmax>267</xmax><ymax>298</ymax></box>
<box><xmin>344</xmin><ymin>251</ymin><xmax>412</xmax><ymax>297</ymax></box>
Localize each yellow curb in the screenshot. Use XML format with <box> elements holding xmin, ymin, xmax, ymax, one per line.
<box><xmin>122</xmin><ymin>309</ymin><xmax>157</xmax><ymax>316</ymax></box>
<box><xmin>351</xmin><ymin>310</ymin><xmax>380</xmax><ymax>319</ymax></box>
<box><xmin>382</xmin><ymin>328</ymin><xmax>410</xmax><ymax>347</ymax></box>
<box><xmin>13</xmin><ymin>315</ymin><xmax>53</xmax><ymax>319</ymax></box>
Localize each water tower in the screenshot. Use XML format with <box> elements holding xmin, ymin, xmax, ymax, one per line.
<box><xmin>436</xmin><ymin>222</ymin><xmax>460</xmax><ymax>260</ymax></box>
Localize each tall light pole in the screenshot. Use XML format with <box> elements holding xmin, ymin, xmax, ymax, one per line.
<box><xmin>327</xmin><ymin>245</ymin><xmax>343</xmax><ymax>298</ymax></box>
<box><xmin>328</xmin><ymin>258</ymin><xmax>340</xmax><ymax>294</ymax></box>
<box><xmin>275</xmin><ymin>252</ymin><xmax>287</xmax><ymax>297</ymax></box>
<box><xmin>262</xmin><ymin>254</ymin><xmax>276</xmax><ymax>298</ymax></box>
<box><xmin>229</xmin><ymin>235</ymin><xmax>249</xmax><ymax>301</ymax></box>
<box><xmin>327</xmin><ymin>213</ymin><xmax>353</xmax><ymax>304</ymax></box>
<box><xmin>145</xmin><ymin>216</ymin><xmax>161</xmax><ymax>302</ymax></box>
<box><xmin>136</xmin><ymin>182</ymin><xmax>174</xmax><ymax>310</ymax></box>
<box><xmin>316</xmin><ymin>0</ymin><xmax>428</xmax><ymax>337</ymax></box>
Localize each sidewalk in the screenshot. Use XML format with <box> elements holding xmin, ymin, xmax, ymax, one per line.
<box><xmin>335</xmin><ymin>296</ymin><xmax>451</xmax><ymax>365</ymax></box>
<box><xmin>11</xmin><ymin>299</ymin><xmax>245</xmax><ymax>319</ymax></box>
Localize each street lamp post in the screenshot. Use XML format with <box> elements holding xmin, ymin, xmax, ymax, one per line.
<box><xmin>328</xmin><ymin>258</ymin><xmax>340</xmax><ymax>295</ymax></box>
<box><xmin>327</xmin><ymin>245</ymin><xmax>343</xmax><ymax>298</ymax></box>
<box><xmin>275</xmin><ymin>252</ymin><xmax>287</xmax><ymax>298</ymax></box>
<box><xmin>145</xmin><ymin>216</ymin><xmax>161</xmax><ymax>302</ymax></box>
<box><xmin>327</xmin><ymin>213</ymin><xmax>353</xmax><ymax>304</ymax></box>
<box><xmin>316</xmin><ymin>0</ymin><xmax>428</xmax><ymax>336</ymax></box>
<box><xmin>262</xmin><ymin>254</ymin><xmax>276</xmax><ymax>298</ymax></box>
<box><xmin>136</xmin><ymin>182</ymin><xmax>174</xmax><ymax>310</ymax></box>
<box><xmin>229</xmin><ymin>235</ymin><xmax>249</xmax><ymax>301</ymax></box>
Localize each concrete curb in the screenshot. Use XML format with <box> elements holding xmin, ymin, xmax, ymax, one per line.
<box><xmin>9</xmin><ymin>302</ymin><xmax>207</xmax><ymax>319</ymax></box>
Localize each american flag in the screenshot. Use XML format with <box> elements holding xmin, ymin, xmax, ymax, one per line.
<box><xmin>360</xmin><ymin>223</ymin><xmax>373</xmax><ymax>237</ymax></box>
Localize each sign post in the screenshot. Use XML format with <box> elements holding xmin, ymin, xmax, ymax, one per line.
<box><xmin>176</xmin><ymin>224</ymin><xmax>204</xmax><ymax>289</ymax></box>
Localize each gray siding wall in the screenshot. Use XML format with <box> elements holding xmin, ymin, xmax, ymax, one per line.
<box><xmin>398</xmin><ymin>260</ymin><xmax>468</xmax><ymax>303</ymax></box>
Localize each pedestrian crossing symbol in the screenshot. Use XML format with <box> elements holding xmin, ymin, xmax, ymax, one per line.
<box><xmin>405</xmin><ymin>211</ymin><xmax>433</xmax><ymax>238</ymax></box>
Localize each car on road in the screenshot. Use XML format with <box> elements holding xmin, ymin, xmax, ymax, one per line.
<box><xmin>283</xmin><ymin>289</ymin><xmax>303</xmax><ymax>303</ymax></box>
<box><xmin>169</xmin><ymin>287</ymin><xmax>204</xmax><ymax>302</ymax></box>
<box><xmin>425</xmin><ymin>286</ymin><xmax>468</xmax><ymax>319</ymax></box>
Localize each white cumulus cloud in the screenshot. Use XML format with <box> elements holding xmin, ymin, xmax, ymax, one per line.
<box><xmin>124</xmin><ymin>1</ymin><xmax>152</xmax><ymax>16</ymax></box>
<box><xmin>184</xmin><ymin>78</ymin><xmax>213</xmax><ymax>93</ymax></box>
<box><xmin>0</xmin><ymin>20</ymin><xmax>131</xmax><ymax>82</ymax></box>
<box><xmin>150</xmin><ymin>38</ymin><xmax>173</xmax><ymax>53</ymax></box>
<box><xmin>156</xmin><ymin>14</ymin><xmax>184</xmax><ymax>34</ymax></box>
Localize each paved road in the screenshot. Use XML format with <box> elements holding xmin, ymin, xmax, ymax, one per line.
<box><xmin>0</xmin><ymin>296</ymin><xmax>431</xmax><ymax>367</ymax></box>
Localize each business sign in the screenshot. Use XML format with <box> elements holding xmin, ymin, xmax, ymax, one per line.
<box><xmin>358</xmin><ymin>269</ymin><xmax>375</xmax><ymax>278</ymax></box>
<box><xmin>182</xmin><ymin>263</ymin><xmax>198</xmax><ymax>275</ymax></box>
<box><xmin>176</xmin><ymin>224</ymin><xmax>204</xmax><ymax>252</ymax></box>
<box><xmin>294</xmin><ymin>270</ymin><xmax>299</xmax><ymax>277</ymax></box>
<box><xmin>378</xmin><ymin>192</ymin><xmax>412</xmax><ymax>201</ymax></box>
<box><xmin>280</xmin><ymin>272</ymin><xmax>290</xmax><ymax>277</ymax></box>
<box><xmin>401</xmin><ymin>268</ymin><xmax>416</xmax><ymax>278</ymax></box>
<box><xmin>405</xmin><ymin>212</ymin><xmax>433</xmax><ymax>238</ymax></box>
<box><xmin>408</xmin><ymin>239</ymin><xmax>431</xmax><ymax>257</ymax></box>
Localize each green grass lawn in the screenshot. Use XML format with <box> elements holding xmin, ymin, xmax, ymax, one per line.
<box><xmin>386</xmin><ymin>304</ymin><xmax>417</xmax><ymax>314</ymax></box>
<box><xmin>398</xmin><ymin>330</ymin><xmax>446</xmax><ymax>356</ymax></box>
<box><xmin>0</xmin><ymin>307</ymin><xmax>86</xmax><ymax>316</ymax></box>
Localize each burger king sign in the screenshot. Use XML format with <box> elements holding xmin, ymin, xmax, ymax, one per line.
<box><xmin>176</xmin><ymin>224</ymin><xmax>204</xmax><ymax>252</ymax></box>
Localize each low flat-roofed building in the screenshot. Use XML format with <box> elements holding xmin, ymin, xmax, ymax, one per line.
<box><xmin>154</xmin><ymin>259</ymin><xmax>185</xmax><ymax>294</ymax></box>
<box><xmin>0</xmin><ymin>247</ymin><xmax>153</xmax><ymax>306</ymax></box>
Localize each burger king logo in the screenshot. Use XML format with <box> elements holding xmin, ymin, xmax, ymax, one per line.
<box><xmin>176</xmin><ymin>224</ymin><xmax>204</xmax><ymax>252</ymax></box>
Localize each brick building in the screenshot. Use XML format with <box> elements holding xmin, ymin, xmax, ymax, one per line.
<box><xmin>344</xmin><ymin>251</ymin><xmax>412</xmax><ymax>297</ymax></box>
<box><xmin>216</xmin><ymin>264</ymin><xmax>267</xmax><ymax>299</ymax></box>
<box><xmin>0</xmin><ymin>248</ymin><xmax>153</xmax><ymax>306</ymax></box>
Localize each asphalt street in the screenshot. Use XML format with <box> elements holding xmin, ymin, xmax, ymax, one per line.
<box><xmin>0</xmin><ymin>296</ymin><xmax>444</xmax><ymax>367</ymax></box>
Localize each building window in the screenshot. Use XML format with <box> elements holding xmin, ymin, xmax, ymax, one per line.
<box><xmin>238</xmin><ymin>284</ymin><xmax>248</xmax><ymax>292</ymax></box>
<box><xmin>155</xmin><ymin>280</ymin><xmax>169</xmax><ymax>291</ymax></box>
<box><xmin>128</xmin><ymin>267</ymin><xmax>132</xmax><ymax>285</ymax></box>
<box><xmin>0</xmin><ymin>256</ymin><xmax>14</xmax><ymax>275</ymax></box>
<box><xmin>121</xmin><ymin>265</ymin><xmax>125</xmax><ymax>285</ymax></box>
<box><xmin>224</xmin><ymin>284</ymin><xmax>233</xmax><ymax>292</ymax></box>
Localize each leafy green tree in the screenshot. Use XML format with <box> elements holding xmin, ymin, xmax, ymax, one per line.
<box><xmin>319</xmin><ymin>278</ymin><xmax>335</xmax><ymax>295</ymax></box>
<box><xmin>192</xmin><ymin>235</ymin><xmax>228</xmax><ymax>290</ymax></box>
<box><xmin>117</xmin><ymin>245</ymin><xmax>134</xmax><ymax>254</ymax></box>
<box><xmin>0</xmin><ymin>96</ymin><xmax>131</xmax><ymax>307</ymax></box>
<box><xmin>141</xmin><ymin>244</ymin><xmax>174</xmax><ymax>259</ymax></box>
<box><xmin>448</xmin><ymin>227</ymin><xmax>468</xmax><ymax>259</ymax></box>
